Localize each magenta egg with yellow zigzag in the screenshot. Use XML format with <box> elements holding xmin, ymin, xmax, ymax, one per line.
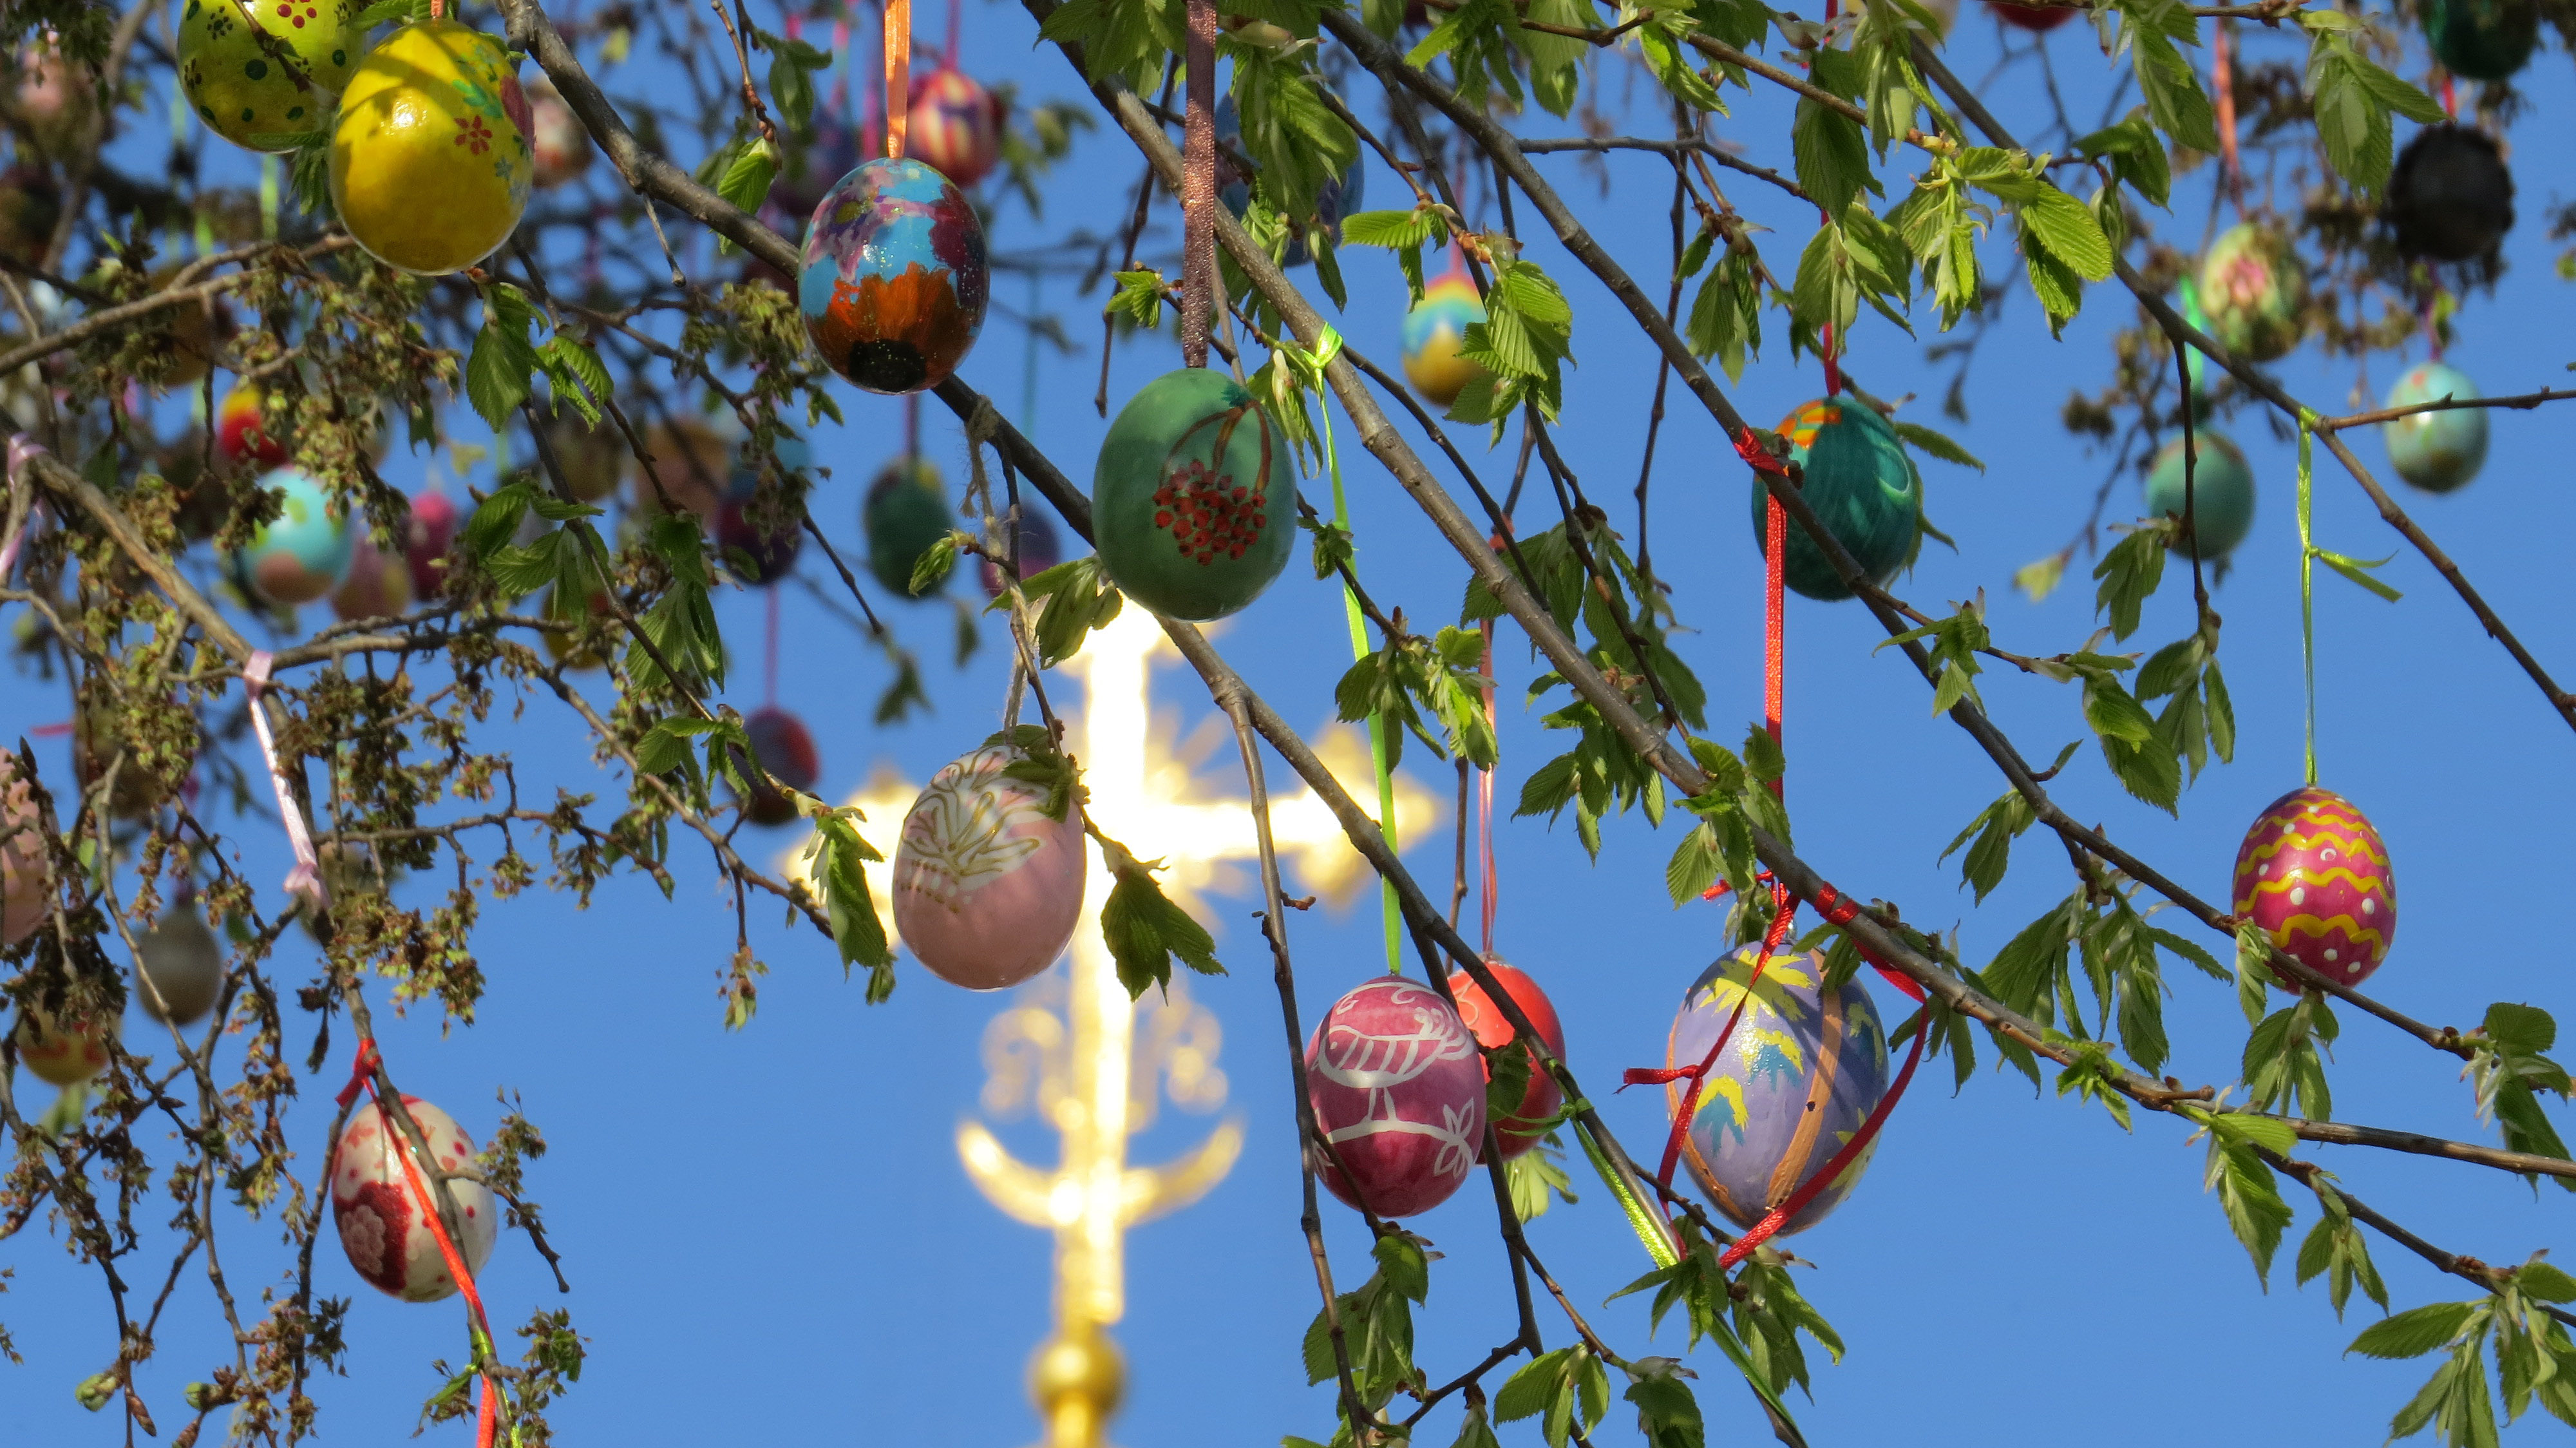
<box><xmin>2231</xmin><ymin>786</ymin><xmax>2397</xmax><ymax>989</ymax></box>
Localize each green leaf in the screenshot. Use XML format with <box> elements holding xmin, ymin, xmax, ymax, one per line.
<box><xmin>2020</xmin><ymin>182</ymin><xmax>2116</xmax><ymax>281</ymax></box>
<box><xmin>808</xmin><ymin>814</ymin><xmax>895</xmax><ymax>995</ymax></box>
<box><xmin>2351</xmin><ymin>1302</ymin><xmax>2483</xmax><ymax>1360</ymax></box>
<box><xmin>1097</xmin><ymin>835</ymin><xmax>1223</xmax><ymax>998</ymax></box>
<box><xmin>1372</xmin><ymin>1232</ymin><xmax>1430</xmax><ymax>1304</ymax></box>
<box><xmin>1892</xmin><ymin>419</ymin><xmax>1986</xmax><ymax>472</ymax></box>
<box><xmin>465</xmin><ymin>307</ymin><xmax>540</xmax><ymax>433</ymax></box>
<box><xmin>1791</xmin><ymin>97</ymin><xmax>1873</xmax><ymax>222</ymax></box>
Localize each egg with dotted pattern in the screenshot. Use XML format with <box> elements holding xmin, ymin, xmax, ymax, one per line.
<box><xmin>178</xmin><ymin>0</ymin><xmax>361</xmax><ymax>153</ymax></box>
<box><xmin>1094</xmin><ymin>368</ymin><xmax>1291</xmax><ymax>622</ymax></box>
<box><xmin>330</xmin><ymin>1094</ymin><xmax>498</xmax><ymax>1302</ymax></box>
<box><xmin>2232</xmin><ymin>786</ymin><xmax>2397</xmax><ymax>990</ymax></box>
<box><xmin>1304</xmin><ymin>975</ymin><xmax>1488</xmax><ymax>1218</ymax></box>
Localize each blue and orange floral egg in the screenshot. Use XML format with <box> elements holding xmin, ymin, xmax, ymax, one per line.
<box><xmin>2231</xmin><ymin>786</ymin><xmax>2396</xmax><ymax>989</ymax></box>
<box><xmin>1665</xmin><ymin>944</ymin><xmax>1889</xmax><ymax>1237</ymax></box>
<box><xmin>1305</xmin><ymin>975</ymin><xmax>1488</xmax><ymax>1217</ymax></box>
<box><xmin>799</xmin><ymin>157</ymin><xmax>988</xmax><ymax>395</ymax></box>
<box><xmin>224</xmin><ymin>467</ymin><xmax>353</xmax><ymax>607</ymax></box>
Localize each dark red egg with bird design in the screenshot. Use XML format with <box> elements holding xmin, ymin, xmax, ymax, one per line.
<box><xmin>1304</xmin><ymin>975</ymin><xmax>1487</xmax><ymax>1217</ymax></box>
<box><xmin>797</xmin><ymin>157</ymin><xmax>987</xmax><ymax>395</ymax></box>
<box><xmin>1446</xmin><ymin>960</ymin><xmax>1564</xmax><ymax>1159</ymax></box>
<box><xmin>330</xmin><ymin>1094</ymin><xmax>498</xmax><ymax>1302</ymax></box>
<box><xmin>2231</xmin><ymin>786</ymin><xmax>2396</xmax><ymax>989</ymax></box>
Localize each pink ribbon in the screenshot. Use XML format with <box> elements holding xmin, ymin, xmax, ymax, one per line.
<box><xmin>242</xmin><ymin>651</ymin><xmax>329</xmax><ymax>913</ymax></box>
<box><xmin>1</xmin><ymin>433</ymin><xmax>45</xmax><ymax>584</ymax></box>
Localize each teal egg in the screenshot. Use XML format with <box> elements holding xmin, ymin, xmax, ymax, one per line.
<box><xmin>863</xmin><ymin>457</ymin><xmax>952</xmax><ymax>600</ymax></box>
<box><xmin>1748</xmin><ymin>395</ymin><xmax>1922</xmax><ymax>601</ymax></box>
<box><xmin>2382</xmin><ymin>361</ymin><xmax>2487</xmax><ymax>495</ymax></box>
<box><xmin>2144</xmin><ymin>431</ymin><xmax>2255</xmax><ymax>559</ymax></box>
<box><xmin>1094</xmin><ymin>368</ymin><xmax>1291</xmax><ymax>621</ymax></box>
<box><xmin>225</xmin><ymin>467</ymin><xmax>353</xmax><ymax>606</ymax></box>
<box><xmin>2425</xmin><ymin>0</ymin><xmax>2536</xmax><ymax>81</ymax></box>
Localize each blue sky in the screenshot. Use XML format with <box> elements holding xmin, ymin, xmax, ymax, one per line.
<box><xmin>12</xmin><ymin>3</ymin><xmax>2576</xmax><ymax>1443</ymax></box>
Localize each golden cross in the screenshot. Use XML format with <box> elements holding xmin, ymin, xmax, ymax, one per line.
<box><xmin>782</xmin><ymin>607</ymin><xmax>1434</xmax><ymax>1447</ymax></box>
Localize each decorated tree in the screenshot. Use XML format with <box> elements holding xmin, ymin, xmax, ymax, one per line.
<box><xmin>5</xmin><ymin>0</ymin><xmax>2576</xmax><ymax>1443</ymax></box>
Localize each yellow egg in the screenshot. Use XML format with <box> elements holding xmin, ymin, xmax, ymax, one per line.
<box><xmin>328</xmin><ymin>21</ymin><xmax>532</xmax><ymax>276</ymax></box>
<box><xmin>15</xmin><ymin>1005</ymin><xmax>114</xmax><ymax>1087</ymax></box>
<box><xmin>178</xmin><ymin>0</ymin><xmax>361</xmax><ymax>153</ymax></box>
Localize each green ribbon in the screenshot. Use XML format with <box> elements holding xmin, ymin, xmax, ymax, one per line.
<box><xmin>2295</xmin><ymin>410</ymin><xmax>2401</xmax><ymax>789</ymax></box>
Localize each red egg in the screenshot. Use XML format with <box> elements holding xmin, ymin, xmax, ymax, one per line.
<box><xmin>405</xmin><ymin>491</ymin><xmax>458</xmax><ymax>601</ymax></box>
<box><xmin>735</xmin><ymin>706</ymin><xmax>820</xmax><ymax>828</ymax></box>
<box><xmin>1305</xmin><ymin>975</ymin><xmax>1488</xmax><ymax>1217</ymax></box>
<box><xmin>2231</xmin><ymin>786</ymin><xmax>2396</xmax><ymax>989</ymax></box>
<box><xmin>1446</xmin><ymin>960</ymin><xmax>1564</xmax><ymax>1159</ymax></box>
<box><xmin>909</xmin><ymin>67</ymin><xmax>1001</xmax><ymax>190</ymax></box>
<box><xmin>330</xmin><ymin>1094</ymin><xmax>498</xmax><ymax>1302</ymax></box>
<box><xmin>216</xmin><ymin>385</ymin><xmax>290</xmax><ymax>468</ymax></box>
<box><xmin>891</xmin><ymin>742</ymin><xmax>1086</xmax><ymax>990</ymax></box>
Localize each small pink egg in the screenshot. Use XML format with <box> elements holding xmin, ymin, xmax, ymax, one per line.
<box><xmin>891</xmin><ymin>743</ymin><xmax>1085</xmax><ymax>990</ymax></box>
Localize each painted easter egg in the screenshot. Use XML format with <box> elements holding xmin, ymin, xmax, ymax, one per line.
<box><xmin>2382</xmin><ymin>362</ymin><xmax>2487</xmax><ymax>495</ymax></box>
<box><xmin>178</xmin><ymin>0</ymin><xmax>360</xmax><ymax>153</ymax></box>
<box><xmin>735</xmin><ymin>705</ymin><xmax>820</xmax><ymax>828</ymax></box>
<box><xmin>218</xmin><ymin>384</ymin><xmax>291</xmax><ymax>468</ymax></box>
<box><xmin>2425</xmin><ymin>0</ymin><xmax>2536</xmax><ymax>81</ymax></box>
<box><xmin>891</xmin><ymin>742</ymin><xmax>1087</xmax><ymax>991</ymax></box>
<box><xmin>1305</xmin><ymin>975</ymin><xmax>1488</xmax><ymax>1217</ymax></box>
<box><xmin>2198</xmin><ymin>223</ymin><xmax>2306</xmax><ymax>364</ymax></box>
<box><xmin>405</xmin><ymin>490</ymin><xmax>457</xmax><ymax>600</ymax></box>
<box><xmin>1</xmin><ymin>754</ymin><xmax>48</xmax><ymax>946</ymax></box>
<box><xmin>1403</xmin><ymin>268</ymin><xmax>1487</xmax><ymax>408</ymax></box>
<box><xmin>799</xmin><ymin>157</ymin><xmax>989</xmax><ymax>395</ymax></box>
<box><xmin>911</xmin><ymin>67</ymin><xmax>1001</xmax><ymax>190</ymax></box>
<box><xmin>9</xmin><ymin>43</ymin><xmax>93</xmax><ymax>160</ymax></box>
<box><xmin>2232</xmin><ymin>786</ymin><xmax>2396</xmax><ymax>989</ymax></box>
<box><xmin>1094</xmin><ymin>368</ymin><xmax>1291</xmax><ymax>621</ymax></box>
<box><xmin>526</xmin><ymin>78</ymin><xmax>591</xmax><ymax>189</ymax></box>
<box><xmin>1446</xmin><ymin>960</ymin><xmax>1564</xmax><ymax>1158</ymax></box>
<box><xmin>224</xmin><ymin>467</ymin><xmax>352</xmax><ymax>607</ymax></box>
<box><xmin>14</xmin><ymin>1005</ymin><xmax>114</xmax><ymax>1087</ymax></box>
<box><xmin>715</xmin><ymin>439</ymin><xmax>809</xmax><ymax>584</ymax></box>
<box><xmin>546</xmin><ymin>410</ymin><xmax>625</xmax><ymax>502</ymax></box>
<box><xmin>330</xmin><ymin>1094</ymin><xmax>498</xmax><ymax>1302</ymax></box>
<box><xmin>134</xmin><ymin>895</ymin><xmax>224</xmax><ymax>1027</ymax></box>
<box><xmin>1217</xmin><ymin>96</ymin><xmax>1365</xmax><ymax>266</ymax></box>
<box><xmin>864</xmin><ymin>456</ymin><xmax>952</xmax><ymax>599</ymax></box>
<box><xmin>331</xmin><ymin>527</ymin><xmax>413</xmax><ymax>621</ymax></box>
<box><xmin>328</xmin><ymin>21</ymin><xmax>533</xmax><ymax>276</ymax></box>
<box><xmin>1666</xmin><ymin>944</ymin><xmax>1890</xmax><ymax>1237</ymax></box>
<box><xmin>630</xmin><ymin>419</ymin><xmax>731</xmax><ymax>523</ymax></box>
<box><xmin>1988</xmin><ymin>0</ymin><xmax>2075</xmax><ymax>30</ymax></box>
<box><xmin>0</xmin><ymin>164</ymin><xmax>61</xmax><ymax>268</ymax></box>
<box><xmin>2144</xmin><ymin>430</ymin><xmax>2255</xmax><ymax>559</ymax></box>
<box><xmin>980</xmin><ymin>506</ymin><xmax>1063</xmax><ymax>598</ymax></box>
<box><xmin>1749</xmin><ymin>394</ymin><xmax>1922</xmax><ymax>602</ymax></box>
<box><xmin>770</xmin><ymin>106</ymin><xmax>864</xmax><ymax>224</ymax></box>
<box><xmin>2387</xmin><ymin>125</ymin><xmax>2514</xmax><ymax>264</ymax></box>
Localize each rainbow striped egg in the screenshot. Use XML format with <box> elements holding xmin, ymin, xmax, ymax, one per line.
<box><xmin>2231</xmin><ymin>786</ymin><xmax>2396</xmax><ymax>989</ymax></box>
<box><xmin>1401</xmin><ymin>272</ymin><xmax>1486</xmax><ymax>408</ymax></box>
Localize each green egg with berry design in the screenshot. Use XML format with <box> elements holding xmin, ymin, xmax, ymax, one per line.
<box><xmin>179</xmin><ymin>0</ymin><xmax>361</xmax><ymax>153</ymax></box>
<box><xmin>1093</xmin><ymin>368</ymin><xmax>1291</xmax><ymax>622</ymax></box>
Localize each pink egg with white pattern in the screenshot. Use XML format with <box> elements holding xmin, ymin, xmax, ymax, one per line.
<box><xmin>330</xmin><ymin>1095</ymin><xmax>498</xmax><ymax>1302</ymax></box>
<box><xmin>1305</xmin><ymin>975</ymin><xmax>1488</xmax><ymax>1218</ymax></box>
<box><xmin>891</xmin><ymin>743</ymin><xmax>1086</xmax><ymax>991</ymax></box>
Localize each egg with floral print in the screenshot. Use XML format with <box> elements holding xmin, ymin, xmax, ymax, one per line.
<box><xmin>330</xmin><ymin>1094</ymin><xmax>498</xmax><ymax>1302</ymax></box>
<box><xmin>1093</xmin><ymin>368</ymin><xmax>1291</xmax><ymax>621</ymax></box>
<box><xmin>891</xmin><ymin>742</ymin><xmax>1086</xmax><ymax>990</ymax></box>
<box><xmin>799</xmin><ymin>157</ymin><xmax>987</xmax><ymax>395</ymax></box>
<box><xmin>2232</xmin><ymin>786</ymin><xmax>2396</xmax><ymax>989</ymax></box>
<box><xmin>328</xmin><ymin>21</ymin><xmax>533</xmax><ymax>276</ymax></box>
<box><xmin>1305</xmin><ymin>975</ymin><xmax>1488</xmax><ymax>1217</ymax></box>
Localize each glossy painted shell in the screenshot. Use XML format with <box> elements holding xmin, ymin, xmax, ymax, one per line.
<box><xmin>2198</xmin><ymin>223</ymin><xmax>2307</xmax><ymax>364</ymax></box>
<box><xmin>225</xmin><ymin>468</ymin><xmax>353</xmax><ymax>607</ymax></box>
<box><xmin>2424</xmin><ymin>0</ymin><xmax>2537</xmax><ymax>81</ymax></box>
<box><xmin>892</xmin><ymin>745</ymin><xmax>1086</xmax><ymax>991</ymax></box>
<box><xmin>135</xmin><ymin>898</ymin><xmax>225</xmax><ymax>1027</ymax></box>
<box><xmin>715</xmin><ymin>459</ymin><xmax>806</xmax><ymax>586</ymax></box>
<box><xmin>217</xmin><ymin>384</ymin><xmax>290</xmax><ymax>468</ymax></box>
<box><xmin>2382</xmin><ymin>361</ymin><xmax>2488</xmax><ymax>495</ymax></box>
<box><xmin>546</xmin><ymin>410</ymin><xmax>625</xmax><ymax>503</ymax></box>
<box><xmin>1446</xmin><ymin>960</ymin><xmax>1564</xmax><ymax>1159</ymax></box>
<box><xmin>798</xmin><ymin>157</ymin><xmax>988</xmax><ymax>395</ymax></box>
<box><xmin>864</xmin><ymin>456</ymin><xmax>952</xmax><ymax>598</ymax></box>
<box><xmin>178</xmin><ymin>0</ymin><xmax>359</xmax><ymax>153</ymax></box>
<box><xmin>1</xmin><ymin>755</ymin><xmax>46</xmax><ymax>946</ymax></box>
<box><xmin>629</xmin><ymin>419</ymin><xmax>730</xmax><ymax>523</ymax></box>
<box><xmin>909</xmin><ymin>68</ymin><xmax>1001</xmax><ymax>190</ymax></box>
<box><xmin>330</xmin><ymin>1095</ymin><xmax>498</xmax><ymax>1302</ymax></box>
<box><xmin>1665</xmin><ymin>945</ymin><xmax>1889</xmax><ymax>1237</ymax></box>
<box><xmin>1750</xmin><ymin>395</ymin><xmax>1922</xmax><ymax>601</ymax></box>
<box><xmin>2144</xmin><ymin>430</ymin><xmax>2255</xmax><ymax>559</ymax></box>
<box><xmin>1305</xmin><ymin>975</ymin><xmax>1488</xmax><ymax>1217</ymax></box>
<box><xmin>1988</xmin><ymin>0</ymin><xmax>2076</xmax><ymax>29</ymax></box>
<box><xmin>328</xmin><ymin>21</ymin><xmax>533</xmax><ymax>275</ymax></box>
<box><xmin>1402</xmin><ymin>269</ymin><xmax>1487</xmax><ymax>408</ymax></box>
<box><xmin>2231</xmin><ymin>786</ymin><xmax>2396</xmax><ymax>989</ymax></box>
<box><xmin>1094</xmin><ymin>368</ymin><xmax>1291</xmax><ymax>621</ymax></box>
